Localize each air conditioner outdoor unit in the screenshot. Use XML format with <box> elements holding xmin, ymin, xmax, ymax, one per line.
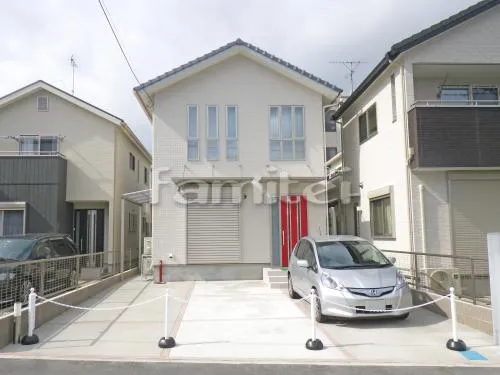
<box><xmin>421</xmin><ymin>268</ymin><xmax>462</xmax><ymax>296</ymax></box>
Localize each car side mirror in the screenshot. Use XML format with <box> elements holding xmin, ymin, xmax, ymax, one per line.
<box><xmin>389</xmin><ymin>257</ymin><xmax>397</xmax><ymax>264</ymax></box>
<box><xmin>297</xmin><ymin>259</ymin><xmax>309</xmax><ymax>269</ymax></box>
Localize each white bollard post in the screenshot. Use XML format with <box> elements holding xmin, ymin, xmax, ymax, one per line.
<box><xmin>487</xmin><ymin>232</ymin><xmax>500</xmax><ymax>346</ymax></box>
<box><xmin>446</xmin><ymin>287</ymin><xmax>467</xmax><ymax>351</ymax></box>
<box><xmin>158</xmin><ymin>289</ymin><xmax>176</xmax><ymax>348</ymax></box>
<box><xmin>21</xmin><ymin>288</ymin><xmax>39</xmax><ymax>345</ymax></box>
<box><xmin>305</xmin><ymin>288</ymin><xmax>323</xmax><ymax>350</ymax></box>
<box><xmin>13</xmin><ymin>302</ymin><xmax>22</xmax><ymax>344</ymax></box>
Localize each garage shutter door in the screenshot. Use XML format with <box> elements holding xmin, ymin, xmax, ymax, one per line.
<box><xmin>187</xmin><ymin>186</ymin><xmax>240</xmax><ymax>264</ymax></box>
<box><xmin>450</xmin><ymin>179</ymin><xmax>500</xmax><ymax>274</ymax></box>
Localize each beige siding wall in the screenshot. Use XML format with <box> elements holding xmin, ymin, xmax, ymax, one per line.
<box><xmin>113</xmin><ymin>128</ymin><xmax>151</xmax><ymax>256</ymax></box>
<box><xmin>0</xmin><ymin>89</ymin><xmax>116</xmax><ymax>249</ymax></box>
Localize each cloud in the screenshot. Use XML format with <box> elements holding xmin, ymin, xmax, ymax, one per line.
<box><xmin>0</xmin><ymin>0</ymin><xmax>480</xmax><ymax>151</ymax></box>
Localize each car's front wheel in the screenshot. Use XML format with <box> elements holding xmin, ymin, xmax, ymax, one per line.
<box><xmin>288</xmin><ymin>274</ymin><xmax>299</xmax><ymax>299</ymax></box>
<box><xmin>313</xmin><ymin>290</ymin><xmax>327</xmax><ymax>323</ymax></box>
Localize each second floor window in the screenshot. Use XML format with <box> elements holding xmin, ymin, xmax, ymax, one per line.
<box><xmin>359</xmin><ymin>104</ymin><xmax>377</xmax><ymax>144</ymax></box>
<box><xmin>144</xmin><ymin>167</ymin><xmax>148</xmax><ymax>185</ymax></box>
<box><xmin>187</xmin><ymin>105</ymin><xmax>199</xmax><ymax>161</ymax></box>
<box><xmin>129</xmin><ymin>153</ymin><xmax>135</xmax><ymax>170</ymax></box>
<box><xmin>269</xmin><ymin>105</ymin><xmax>305</xmax><ymax>161</ymax></box>
<box><xmin>226</xmin><ymin>106</ymin><xmax>238</xmax><ymax>161</ymax></box>
<box><xmin>19</xmin><ymin>135</ymin><xmax>59</xmax><ymax>155</ymax></box>
<box><xmin>325</xmin><ymin>147</ymin><xmax>338</xmax><ymax>161</ymax></box>
<box><xmin>206</xmin><ymin>105</ymin><xmax>219</xmax><ymax>161</ymax></box>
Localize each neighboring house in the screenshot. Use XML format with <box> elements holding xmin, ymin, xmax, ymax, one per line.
<box><xmin>134</xmin><ymin>38</ymin><xmax>342</xmax><ymax>281</ymax></box>
<box><xmin>330</xmin><ymin>0</ymin><xmax>500</xmax><ymax>293</ymax></box>
<box><xmin>0</xmin><ymin>80</ymin><xmax>152</xmax><ymax>263</ymax></box>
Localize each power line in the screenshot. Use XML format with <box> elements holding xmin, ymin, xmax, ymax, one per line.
<box><xmin>97</xmin><ymin>0</ymin><xmax>154</xmax><ymax>110</ymax></box>
<box><xmin>330</xmin><ymin>60</ymin><xmax>367</xmax><ymax>94</ymax></box>
<box><xmin>98</xmin><ymin>0</ymin><xmax>142</xmax><ymax>85</ymax></box>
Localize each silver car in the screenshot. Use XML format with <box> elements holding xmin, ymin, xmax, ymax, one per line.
<box><xmin>287</xmin><ymin>235</ymin><xmax>412</xmax><ymax>322</ymax></box>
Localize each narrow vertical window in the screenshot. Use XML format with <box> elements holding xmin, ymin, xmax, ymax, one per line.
<box><xmin>226</xmin><ymin>106</ymin><xmax>238</xmax><ymax>161</ymax></box>
<box><xmin>187</xmin><ymin>105</ymin><xmax>199</xmax><ymax>161</ymax></box>
<box><xmin>269</xmin><ymin>106</ymin><xmax>305</xmax><ymax>161</ymax></box>
<box><xmin>206</xmin><ymin>105</ymin><xmax>219</xmax><ymax>161</ymax></box>
<box><xmin>391</xmin><ymin>73</ymin><xmax>397</xmax><ymax>122</ymax></box>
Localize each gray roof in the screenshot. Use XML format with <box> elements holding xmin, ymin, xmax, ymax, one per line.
<box><xmin>334</xmin><ymin>0</ymin><xmax>500</xmax><ymax>119</ymax></box>
<box><xmin>134</xmin><ymin>38</ymin><xmax>342</xmax><ymax>93</ymax></box>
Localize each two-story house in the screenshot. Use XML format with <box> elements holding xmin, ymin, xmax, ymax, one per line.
<box><xmin>134</xmin><ymin>39</ymin><xmax>342</xmax><ymax>281</ymax></box>
<box><xmin>0</xmin><ymin>80</ymin><xmax>152</xmax><ymax>266</ymax></box>
<box><xmin>331</xmin><ymin>0</ymin><xmax>500</xmax><ymax>298</ymax></box>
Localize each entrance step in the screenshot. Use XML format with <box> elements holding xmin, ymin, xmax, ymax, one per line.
<box><xmin>263</xmin><ymin>267</ymin><xmax>288</xmax><ymax>289</ymax></box>
<box><xmin>269</xmin><ymin>275</ymin><xmax>287</xmax><ymax>283</ymax></box>
<box><xmin>269</xmin><ymin>281</ymin><xmax>288</xmax><ymax>289</ymax></box>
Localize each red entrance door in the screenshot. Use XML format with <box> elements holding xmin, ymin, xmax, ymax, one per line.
<box><xmin>280</xmin><ymin>195</ymin><xmax>308</xmax><ymax>267</ymax></box>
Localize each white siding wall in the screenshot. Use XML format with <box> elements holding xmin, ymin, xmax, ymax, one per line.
<box><xmin>341</xmin><ymin>67</ymin><xmax>412</xmax><ymax>254</ymax></box>
<box><xmin>153</xmin><ymin>55</ymin><xmax>325</xmax><ymax>180</ymax></box>
<box><xmin>410</xmin><ymin>171</ymin><xmax>453</xmax><ymax>257</ymax></box>
<box><xmin>152</xmin><ymin>54</ymin><xmax>328</xmax><ymax>265</ymax></box>
<box><xmin>404</xmin><ymin>5</ymin><xmax>500</xmax><ymax>105</ymax></box>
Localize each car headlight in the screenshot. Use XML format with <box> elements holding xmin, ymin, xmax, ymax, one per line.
<box><xmin>321</xmin><ymin>272</ymin><xmax>344</xmax><ymax>290</ymax></box>
<box><xmin>394</xmin><ymin>271</ymin><xmax>407</xmax><ymax>291</ymax></box>
<box><xmin>0</xmin><ymin>272</ymin><xmax>16</xmax><ymax>281</ymax></box>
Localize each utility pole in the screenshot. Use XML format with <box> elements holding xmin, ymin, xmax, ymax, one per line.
<box><xmin>70</xmin><ymin>55</ymin><xmax>78</xmax><ymax>95</ymax></box>
<box><xmin>330</xmin><ymin>60</ymin><xmax>367</xmax><ymax>94</ymax></box>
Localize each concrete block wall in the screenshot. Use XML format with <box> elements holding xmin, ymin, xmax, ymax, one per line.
<box><xmin>412</xmin><ymin>289</ymin><xmax>493</xmax><ymax>336</ymax></box>
<box><xmin>0</xmin><ymin>268</ymin><xmax>138</xmax><ymax>349</ymax></box>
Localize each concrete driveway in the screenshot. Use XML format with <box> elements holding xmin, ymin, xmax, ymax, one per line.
<box><xmin>0</xmin><ymin>276</ymin><xmax>498</xmax><ymax>366</ymax></box>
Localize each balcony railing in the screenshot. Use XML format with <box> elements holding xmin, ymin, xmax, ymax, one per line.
<box><xmin>0</xmin><ymin>151</ymin><xmax>65</xmax><ymax>157</ymax></box>
<box><xmin>412</xmin><ymin>99</ymin><xmax>500</xmax><ymax>108</ymax></box>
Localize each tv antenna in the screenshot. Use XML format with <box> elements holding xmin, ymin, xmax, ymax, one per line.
<box><xmin>330</xmin><ymin>60</ymin><xmax>367</xmax><ymax>94</ymax></box>
<box><xmin>70</xmin><ymin>55</ymin><xmax>78</xmax><ymax>95</ymax></box>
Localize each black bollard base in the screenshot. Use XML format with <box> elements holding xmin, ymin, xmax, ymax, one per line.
<box><xmin>305</xmin><ymin>338</ymin><xmax>324</xmax><ymax>350</ymax></box>
<box><xmin>446</xmin><ymin>338</ymin><xmax>467</xmax><ymax>352</ymax></box>
<box><xmin>21</xmin><ymin>334</ymin><xmax>39</xmax><ymax>346</ymax></box>
<box><xmin>158</xmin><ymin>336</ymin><xmax>176</xmax><ymax>349</ymax></box>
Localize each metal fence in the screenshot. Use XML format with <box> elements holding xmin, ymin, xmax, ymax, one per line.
<box><xmin>382</xmin><ymin>249</ymin><xmax>490</xmax><ymax>306</ymax></box>
<box><xmin>0</xmin><ymin>250</ymin><xmax>137</xmax><ymax>316</ymax></box>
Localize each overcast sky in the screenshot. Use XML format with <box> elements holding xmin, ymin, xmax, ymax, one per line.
<box><xmin>0</xmin><ymin>0</ymin><xmax>481</xmax><ymax>152</ymax></box>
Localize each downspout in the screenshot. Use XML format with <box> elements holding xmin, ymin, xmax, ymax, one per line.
<box><xmin>322</xmin><ymin>94</ymin><xmax>342</xmax><ymax>235</ymax></box>
<box><xmin>400</xmin><ymin>63</ymin><xmax>419</xmax><ymax>286</ymax></box>
<box><xmin>418</xmin><ymin>184</ymin><xmax>428</xmax><ymax>272</ymax></box>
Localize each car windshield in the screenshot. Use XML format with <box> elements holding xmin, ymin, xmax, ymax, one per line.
<box><xmin>316</xmin><ymin>240</ymin><xmax>392</xmax><ymax>269</ymax></box>
<box><xmin>0</xmin><ymin>238</ymin><xmax>34</xmax><ymax>261</ymax></box>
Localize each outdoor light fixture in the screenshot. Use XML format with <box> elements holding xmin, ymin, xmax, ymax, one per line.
<box><xmin>265</xmin><ymin>165</ymin><xmax>277</xmax><ymax>173</ymax></box>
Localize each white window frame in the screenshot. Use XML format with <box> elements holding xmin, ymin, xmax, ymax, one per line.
<box><xmin>359</xmin><ymin>103</ymin><xmax>377</xmax><ymax>144</ymax></box>
<box><xmin>206</xmin><ymin>105</ymin><xmax>219</xmax><ymax>161</ymax></box>
<box><xmin>187</xmin><ymin>105</ymin><xmax>199</xmax><ymax>161</ymax></box>
<box><xmin>19</xmin><ymin>135</ymin><xmax>60</xmax><ymax>155</ymax></box>
<box><xmin>368</xmin><ymin>186</ymin><xmax>395</xmax><ymax>240</ymax></box>
<box><xmin>269</xmin><ymin>105</ymin><xmax>305</xmax><ymax>161</ymax></box>
<box><xmin>0</xmin><ymin>202</ymin><xmax>26</xmax><ymax>236</ymax></box>
<box><xmin>37</xmin><ymin>95</ymin><xmax>49</xmax><ymax>112</ymax></box>
<box><xmin>225</xmin><ymin>105</ymin><xmax>238</xmax><ymax>161</ymax></box>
